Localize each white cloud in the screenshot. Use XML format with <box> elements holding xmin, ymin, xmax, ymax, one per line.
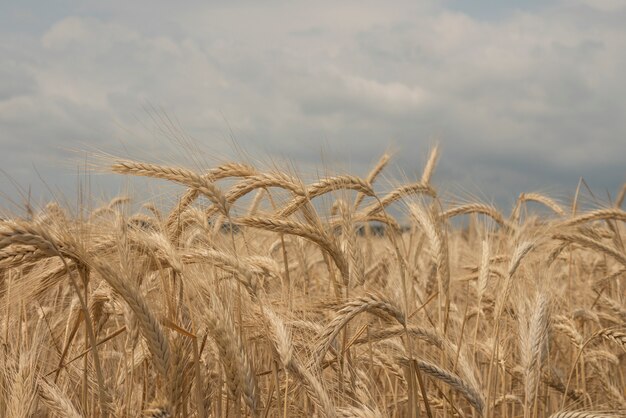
<box><xmin>340</xmin><ymin>73</ymin><xmax>430</xmax><ymax>110</ymax></box>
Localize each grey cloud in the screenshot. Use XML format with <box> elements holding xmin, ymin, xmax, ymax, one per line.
<box><xmin>0</xmin><ymin>62</ymin><xmax>37</xmax><ymax>100</ymax></box>
<box><xmin>0</xmin><ymin>1</ymin><xmax>624</xmax><ymax>210</ymax></box>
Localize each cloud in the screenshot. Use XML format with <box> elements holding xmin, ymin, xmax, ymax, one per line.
<box><xmin>0</xmin><ymin>1</ymin><xmax>624</xmax><ymax>209</ymax></box>
<box><xmin>573</xmin><ymin>0</ymin><xmax>626</xmax><ymax>12</ymax></box>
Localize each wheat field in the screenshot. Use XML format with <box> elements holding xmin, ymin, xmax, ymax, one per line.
<box><xmin>0</xmin><ymin>148</ymin><xmax>624</xmax><ymax>418</ymax></box>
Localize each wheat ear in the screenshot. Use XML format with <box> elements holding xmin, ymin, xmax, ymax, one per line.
<box><xmin>549</xmin><ymin>411</ymin><xmax>626</xmax><ymax>418</ymax></box>
<box><xmin>396</xmin><ymin>357</ymin><xmax>485</xmax><ymax>416</ymax></box>
<box><xmin>361</xmin><ymin>182</ymin><xmax>436</xmax><ymax>217</ymax></box>
<box><xmin>204</xmin><ymin>296</ymin><xmax>261</xmax><ymax>417</ymax></box>
<box><xmin>560</xmin><ymin>208</ymin><xmax>626</xmax><ymax>227</ymax></box>
<box><xmin>235</xmin><ymin>216</ymin><xmax>349</xmax><ymax>283</ymax></box>
<box><xmin>91</xmin><ymin>260</ymin><xmax>172</xmax><ymax>399</ymax></box>
<box><xmin>441</xmin><ymin>203</ymin><xmax>511</xmax><ymax>230</ymax></box>
<box><xmin>353</xmin><ymin>152</ymin><xmax>391</xmax><ymax>209</ymax></box>
<box><xmin>420</xmin><ymin>144</ymin><xmax>440</xmax><ymax>185</ymax></box>
<box><xmin>511</xmin><ymin>192</ymin><xmax>565</xmax><ymax>221</ymax></box>
<box><xmin>112</xmin><ymin>160</ymin><xmax>229</xmax><ymax>215</ymax></box>
<box><xmin>553</xmin><ymin>233</ymin><xmax>626</xmax><ymax>267</ymax></box>
<box><xmin>264</xmin><ymin>309</ymin><xmax>336</xmax><ymax>418</ymax></box>
<box><xmin>312</xmin><ymin>294</ymin><xmax>405</xmax><ymax>368</ymax></box>
<box><xmin>521</xmin><ymin>293</ymin><xmax>551</xmax><ymax>418</ymax></box>
<box><xmin>38</xmin><ymin>379</ymin><xmax>83</xmax><ymax>418</ymax></box>
<box><xmin>278</xmin><ymin>175</ymin><xmax>374</xmax><ymax>217</ymax></box>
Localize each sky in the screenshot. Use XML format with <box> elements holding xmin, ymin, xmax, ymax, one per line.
<box><xmin>1</xmin><ymin>0</ymin><xmax>625</xmax><ymax>213</ymax></box>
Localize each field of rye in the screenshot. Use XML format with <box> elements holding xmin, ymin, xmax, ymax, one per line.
<box><xmin>0</xmin><ymin>147</ymin><xmax>625</xmax><ymax>418</ymax></box>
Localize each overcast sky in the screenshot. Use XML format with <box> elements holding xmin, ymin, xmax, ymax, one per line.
<box><xmin>1</xmin><ymin>0</ymin><xmax>625</xmax><ymax>212</ymax></box>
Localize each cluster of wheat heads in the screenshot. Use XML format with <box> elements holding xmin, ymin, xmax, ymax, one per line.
<box><xmin>0</xmin><ymin>148</ymin><xmax>625</xmax><ymax>418</ymax></box>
